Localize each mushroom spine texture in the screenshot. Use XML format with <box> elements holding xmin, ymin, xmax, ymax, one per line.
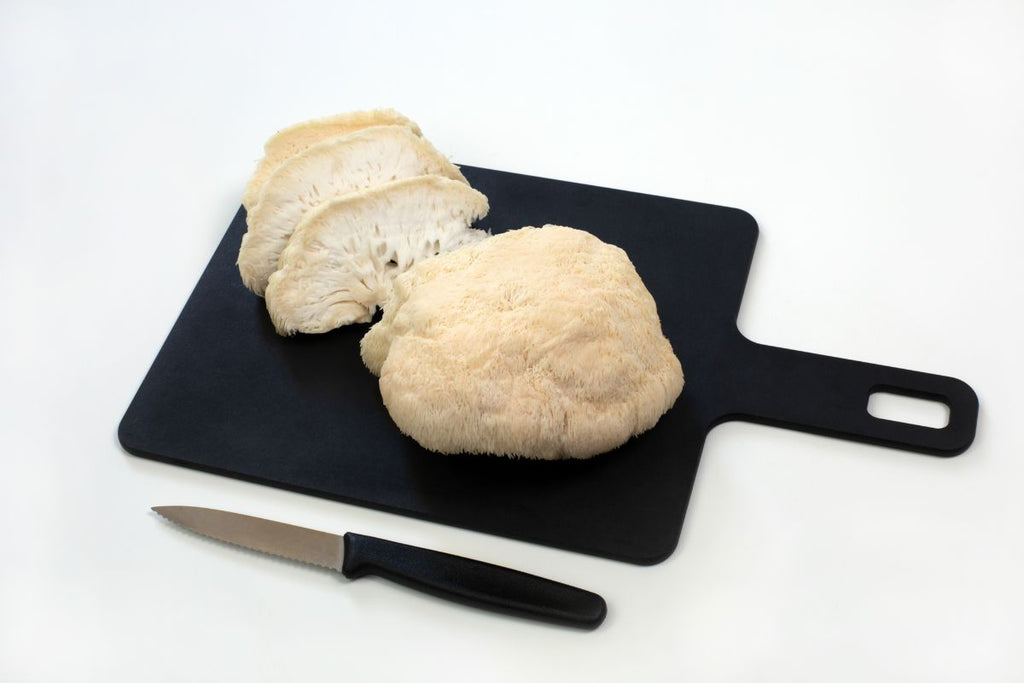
<box><xmin>238</xmin><ymin>124</ymin><xmax>467</xmax><ymax>296</ymax></box>
<box><xmin>361</xmin><ymin>225</ymin><xmax>685</xmax><ymax>460</ymax></box>
<box><xmin>241</xmin><ymin>108</ymin><xmax>421</xmax><ymax>212</ymax></box>
<box><xmin>265</xmin><ymin>175</ymin><xmax>489</xmax><ymax>336</ymax></box>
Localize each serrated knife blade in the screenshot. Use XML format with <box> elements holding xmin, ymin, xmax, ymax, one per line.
<box><xmin>154</xmin><ymin>506</ymin><xmax>343</xmax><ymax>569</ymax></box>
<box><xmin>152</xmin><ymin>506</ymin><xmax>606</xmax><ymax>629</ymax></box>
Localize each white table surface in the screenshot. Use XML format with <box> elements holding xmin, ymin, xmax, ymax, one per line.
<box><xmin>2</xmin><ymin>1</ymin><xmax>1022</xmax><ymax>680</ymax></box>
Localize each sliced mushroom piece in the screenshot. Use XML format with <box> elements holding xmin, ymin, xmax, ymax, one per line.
<box><xmin>241</xmin><ymin>108</ymin><xmax>421</xmax><ymax>212</ymax></box>
<box><xmin>265</xmin><ymin>175</ymin><xmax>489</xmax><ymax>336</ymax></box>
<box><xmin>237</xmin><ymin>125</ymin><xmax>466</xmax><ymax>295</ymax></box>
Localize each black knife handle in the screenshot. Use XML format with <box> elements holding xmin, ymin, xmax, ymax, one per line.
<box><xmin>341</xmin><ymin>532</ymin><xmax>606</xmax><ymax>629</ymax></box>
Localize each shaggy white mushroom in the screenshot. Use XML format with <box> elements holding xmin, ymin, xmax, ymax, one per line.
<box><xmin>237</xmin><ymin>125</ymin><xmax>467</xmax><ymax>295</ymax></box>
<box><xmin>241</xmin><ymin>108</ymin><xmax>420</xmax><ymax>212</ymax></box>
<box><xmin>360</xmin><ymin>225</ymin><xmax>684</xmax><ymax>460</ymax></box>
<box><xmin>265</xmin><ymin>175</ymin><xmax>489</xmax><ymax>335</ymax></box>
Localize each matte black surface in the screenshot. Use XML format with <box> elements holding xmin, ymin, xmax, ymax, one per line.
<box><xmin>119</xmin><ymin>166</ymin><xmax>979</xmax><ymax>564</ymax></box>
<box><xmin>342</xmin><ymin>532</ymin><xmax>607</xmax><ymax>628</ymax></box>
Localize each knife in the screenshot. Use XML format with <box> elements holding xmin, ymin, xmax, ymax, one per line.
<box><xmin>152</xmin><ymin>506</ymin><xmax>606</xmax><ymax>629</ymax></box>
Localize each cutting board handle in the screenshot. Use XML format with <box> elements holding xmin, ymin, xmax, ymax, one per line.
<box><xmin>725</xmin><ymin>340</ymin><xmax>978</xmax><ymax>456</ymax></box>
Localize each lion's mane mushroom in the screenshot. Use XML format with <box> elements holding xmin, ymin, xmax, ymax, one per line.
<box><xmin>238</xmin><ymin>125</ymin><xmax>466</xmax><ymax>295</ymax></box>
<box><xmin>265</xmin><ymin>175</ymin><xmax>489</xmax><ymax>335</ymax></box>
<box><xmin>241</xmin><ymin>109</ymin><xmax>420</xmax><ymax>212</ymax></box>
<box><xmin>360</xmin><ymin>225</ymin><xmax>685</xmax><ymax>460</ymax></box>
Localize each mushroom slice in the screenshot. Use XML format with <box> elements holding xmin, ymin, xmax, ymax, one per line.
<box><xmin>241</xmin><ymin>108</ymin><xmax>421</xmax><ymax>211</ymax></box>
<box><xmin>238</xmin><ymin>125</ymin><xmax>466</xmax><ymax>295</ymax></box>
<box><xmin>265</xmin><ymin>175</ymin><xmax>489</xmax><ymax>336</ymax></box>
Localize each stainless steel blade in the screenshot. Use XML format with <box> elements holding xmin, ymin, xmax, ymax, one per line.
<box><xmin>153</xmin><ymin>506</ymin><xmax>344</xmax><ymax>571</ymax></box>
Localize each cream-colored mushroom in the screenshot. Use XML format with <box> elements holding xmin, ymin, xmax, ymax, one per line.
<box><xmin>237</xmin><ymin>125</ymin><xmax>465</xmax><ymax>295</ymax></box>
<box><xmin>360</xmin><ymin>225</ymin><xmax>684</xmax><ymax>460</ymax></box>
<box><xmin>265</xmin><ymin>175</ymin><xmax>489</xmax><ymax>336</ymax></box>
<box><xmin>241</xmin><ymin>108</ymin><xmax>421</xmax><ymax>212</ymax></box>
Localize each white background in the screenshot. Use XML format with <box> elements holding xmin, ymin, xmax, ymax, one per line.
<box><xmin>2</xmin><ymin>1</ymin><xmax>1022</xmax><ymax>680</ymax></box>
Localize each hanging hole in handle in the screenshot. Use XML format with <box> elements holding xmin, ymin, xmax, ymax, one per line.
<box><xmin>867</xmin><ymin>391</ymin><xmax>950</xmax><ymax>429</ymax></box>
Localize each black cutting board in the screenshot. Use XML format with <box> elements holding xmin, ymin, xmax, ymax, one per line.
<box><xmin>119</xmin><ymin>166</ymin><xmax>978</xmax><ymax>564</ymax></box>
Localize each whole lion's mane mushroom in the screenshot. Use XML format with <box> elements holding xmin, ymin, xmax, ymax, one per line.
<box><xmin>361</xmin><ymin>225</ymin><xmax>685</xmax><ymax>460</ymax></box>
